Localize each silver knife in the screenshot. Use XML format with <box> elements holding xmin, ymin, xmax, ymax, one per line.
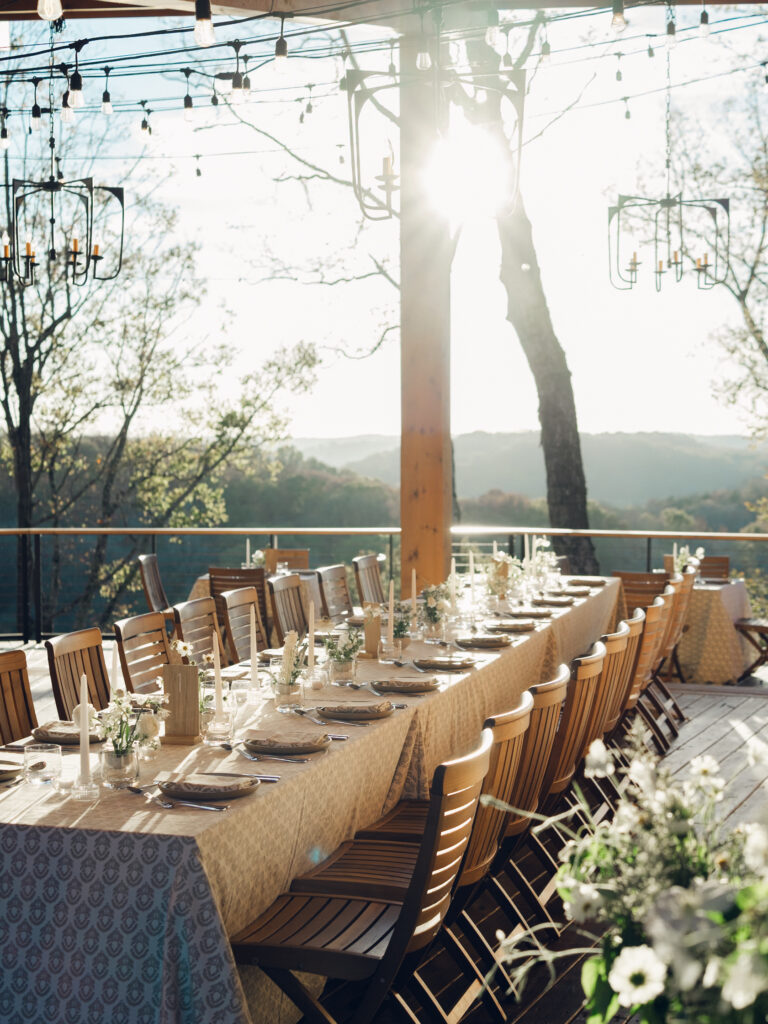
<box><xmin>198</xmin><ymin>772</ymin><xmax>280</xmax><ymax>782</ymax></box>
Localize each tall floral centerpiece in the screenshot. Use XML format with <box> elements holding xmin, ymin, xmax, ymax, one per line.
<box><xmin>420</xmin><ymin>583</ymin><xmax>451</xmax><ymax>640</ymax></box>
<box><xmin>324</xmin><ymin>629</ymin><xmax>363</xmax><ymax>685</ymax></box>
<box><xmin>495</xmin><ymin>729</ymin><xmax>768</xmax><ymax>1022</ymax></box>
<box><xmin>271</xmin><ymin>630</ymin><xmax>308</xmax><ymax>703</ymax></box>
<box><xmin>99</xmin><ymin>689</ymin><xmax>169</xmax><ymax>787</ymax></box>
<box><xmin>487</xmin><ymin>552</ymin><xmax>524</xmax><ymax>601</ymax></box>
<box><xmin>675</xmin><ymin>545</ymin><xmax>705</xmax><ymax>574</ymax></box>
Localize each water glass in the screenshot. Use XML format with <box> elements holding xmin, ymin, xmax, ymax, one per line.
<box><xmin>378</xmin><ymin>639</ymin><xmax>402</xmax><ymax>664</ymax></box>
<box><xmin>201</xmin><ymin>709</ymin><xmax>235</xmax><ymax>746</ymax></box>
<box><xmin>24</xmin><ymin>743</ymin><xmax>62</xmax><ymax>786</ymax></box>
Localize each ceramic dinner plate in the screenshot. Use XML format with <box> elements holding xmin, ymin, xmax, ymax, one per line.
<box><xmin>454</xmin><ymin>635</ymin><xmax>512</xmax><ymax>650</ymax></box>
<box><xmin>371</xmin><ymin>678</ymin><xmax>440</xmax><ymax>695</ymax></box>
<box><xmin>0</xmin><ymin>759</ymin><xmax>22</xmax><ymax>782</ymax></box>
<box><xmin>244</xmin><ymin>734</ymin><xmax>332</xmax><ymax>755</ymax></box>
<box><xmin>412</xmin><ymin>656</ymin><xmax>476</xmax><ymax>672</ymax></box>
<box><xmin>315</xmin><ymin>702</ymin><xmax>394</xmax><ymax>721</ymax></box>
<box><xmin>158</xmin><ymin>775</ymin><xmax>260</xmax><ymax>801</ymax></box>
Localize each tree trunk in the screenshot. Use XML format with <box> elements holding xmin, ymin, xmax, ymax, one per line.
<box><xmin>496</xmin><ymin>200</ymin><xmax>599</xmax><ymax>574</ymax></box>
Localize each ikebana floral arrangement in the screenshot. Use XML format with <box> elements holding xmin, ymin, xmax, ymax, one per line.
<box><xmin>421</xmin><ymin>583</ymin><xmax>451</xmax><ymax>624</ymax></box>
<box><xmin>98</xmin><ymin>689</ymin><xmax>169</xmax><ymax>755</ymax></box>
<box><xmin>249</xmin><ymin>548</ymin><xmax>266</xmax><ymax>567</ymax></box>
<box><xmin>495</xmin><ymin>728</ymin><xmax>768</xmax><ymax>1023</ymax></box>
<box><xmin>527</xmin><ymin>536</ymin><xmax>560</xmax><ymax>578</ymax></box>
<box><xmin>675</xmin><ymin>545</ymin><xmax>705</xmax><ymax>574</ymax></box>
<box><xmin>392</xmin><ymin>600</ymin><xmax>411</xmax><ymax>639</ymax></box>
<box><xmin>324</xmin><ymin>628</ymin><xmax>363</xmax><ymax>663</ymax></box>
<box><xmin>272</xmin><ymin>630</ymin><xmax>309</xmax><ymax>691</ymax></box>
<box><xmin>487</xmin><ymin>552</ymin><xmax>524</xmax><ymax>597</ymax></box>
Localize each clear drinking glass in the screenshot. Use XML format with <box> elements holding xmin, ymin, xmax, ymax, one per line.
<box><xmin>24</xmin><ymin>743</ymin><xmax>62</xmax><ymax>785</ymax></box>
<box><xmin>201</xmin><ymin>709</ymin><xmax>235</xmax><ymax>746</ymax></box>
<box><xmin>378</xmin><ymin>639</ymin><xmax>402</xmax><ymax>664</ymax></box>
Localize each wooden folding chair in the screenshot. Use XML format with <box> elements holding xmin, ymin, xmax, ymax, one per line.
<box><xmin>221</xmin><ymin>587</ymin><xmax>269</xmax><ymax>662</ymax></box>
<box><xmin>138</xmin><ymin>553</ymin><xmax>172</xmax><ymax>616</ymax></box>
<box><xmin>353</xmin><ymin>554</ymin><xmax>386</xmax><ymax>605</ymax></box>
<box><xmin>0</xmin><ymin>649</ymin><xmax>38</xmax><ymax>743</ymax></box>
<box><xmin>296</xmin><ymin>569</ymin><xmax>328</xmax><ymax>620</ymax></box>
<box><xmin>45</xmin><ymin>627</ymin><xmax>111</xmax><ymax>720</ymax></box>
<box><xmin>612</xmin><ymin>570</ymin><xmax>670</xmax><ymax>615</ymax></box>
<box><xmin>268</xmin><ymin>573</ymin><xmax>308</xmax><ymax>645</ymax></box>
<box><xmin>700</xmin><ymin>555</ymin><xmax>730</xmax><ymax>580</ymax></box>
<box><xmin>114</xmin><ymin>611</ymin><xmax>173</xmax><ymax>694</ymax></box>
<box><xmin>172</xmin><ymin>597</ymin><xmax>228</xmax><ymax>666</ymax></box>
<box><xmin>654</xmin><ymin>565</ymin><xmax>696</xmax><ymax>710</ymax></box>
<box><xmin>208</xmin><ymin>566</ymin><xmax>268</xmax><ymax>654</ymax></box>
<box><xmin>231</xmin><ymin>730</ymin><xmax>493</xmax><ymax>1024</ymax></box>
<box><xmin>736</xmin><ymin>618</ymin><xmax>768</xmax><ymax>681</ymax></box>
<box><xmin>317</xmin><ymin>564</ymin><xmax>357</xmax><ymax>623</ymax></box>
<box><xmin>263</xmin><ymin>548</ymin><xmax>310</xmax><ymax>575</ymax></box>
<box><xmin>598</xmin><ymin>608</ymin><xmax>645</xmax><ymax>762</ymax></box>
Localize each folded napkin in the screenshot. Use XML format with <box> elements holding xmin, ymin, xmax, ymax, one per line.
<box><xmin>566</xmin><ymin>576</ymin><xmax>607</xmax><ymax>587</ymax></box>
<box><xmin>32</xmin><ymin>721</ymin><xmax>103</xmax><ymax>745</ymax></box>
<box><xmin>507</xmin><ymin>608</ymin><xmax>552</xmax><ymax>619</ymax></box>
<box><xmin>243</xmin><ymin>729</ymin><xmax>329</xmax><ymax>750</ymax></box>
<box><xmin>533</xmin><ymin>595</ymin><xmax>575</xmax><ymax>607</ymax></box>
<box><xmin>487</xmin><ymin>619</ymin><xmax>536</xmax><ymax>633</ymax></box>
<box><xmin>373</xmin><ymin>678</ymin><xmax>439</xmax><ymax>693</ymax></box>
<box><xmin>561</xmin><ymin>586</ymin><xmax>590</xmax><ymax>597</ymax></box>
<box><xmin>156</xmin><ymin>773</ymin><xmax>258</xmax><ymax>798</ymax></box>
<box><xmin>455</xmin><ymin>635</ymin><xmax>512</xmax><ymax>648</ymax></box>
<box><xmin>319</xmin><ymin>701</ymin><xmax>392</xmax><ymax>715</ymax></box>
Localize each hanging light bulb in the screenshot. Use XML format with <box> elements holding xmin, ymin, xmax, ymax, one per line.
<box><xmin>615</xmin><ymin>55</ymin><xmax>623</xmax><ymax>82</ymax></box>
<box><xmin>69</xmin><ymin>63</ymin><xmax>84</xmax><ymax>109</ymax></box>
<box><xmin>648</xmin><ymin>41</ymin><xmax>655</xmax><ymax>58</ymax></box>
<box><xmin>666</xmin><ymin>19</ymin><xmax>676</xmax><ymax>47</ymax></box>
<box><xmin>139</xmin><ymin>100</ymin><xmax>152</xmax><ymax>135</ymax></box>
<box><xmin>242</xmin><ymin>57</ymin><xmax>251</xmax><ymax>98</ymax></box>
<box><xmin>100</xmin><ymin>68</ymin><xmax>112</xmax><ymax>115</ymax></box>
<box><xmin>699</xmin><ymin>7</ymin><xmax>710</xmax><ymax>38</ymax></box>
<box><xmin>231</xmin><ymin>69</ymin><xmax>244</xmax><ymax>103</ymax></box>
<box><xmin>0</xmin><ymin>126</ymin><xmax>9</xmax><ymax>151</ymax></box>
<box><xmin>275</xmin><ymin>16</ymin><xmax>288</xmax><ymax>73</ymax></box>
<box><xmin>541</xmin><ymin>39</ymin><xmax>551</xmax><ymax>63</ymax></box>
<box><xmin>184</xmin><ymin>92</ymin><xmax>194</xmax><ymax>122</ymax></box>
<box><xmin>194</xmin><ymin>0</ymin><xmax>215</xmax><ymax>48</ymax></box>
<box><xmin>31</xmin><ymin>103</ymin><xmax>41</xmax><ymax>131</ymax></box>
<box><xmin>37</xmin><ymin>0</ymin><xmax>63</xmax><ymax>21</ymax></box>
<box><xmin>611</xmin><ymin>0</ymin><xmax>627</xmax><ymax>34</ymax></box>
<box><xmin>211</xmin><ymin>89</ymin><xmax>220</xmax><ymax>112</ymax></box>
<box><xmin>61</xmin><ymin>90</ymin><xmax>73</xmax><ymax>124</ymax></box>
<box><xmin>35</xmin><ymin>78</ymin><xmax>47</xmax><ymax>105</ymax></box>
<box><xmin>485</xmin><ymin>11</ymin><xmax>504</xmax><ymax>54</ymax></box>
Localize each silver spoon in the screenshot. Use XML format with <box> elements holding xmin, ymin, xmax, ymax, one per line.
<box><xmin>219</xmin><ymin>741</ymin><xmax>308</xmax><ymax>763</ymax></box>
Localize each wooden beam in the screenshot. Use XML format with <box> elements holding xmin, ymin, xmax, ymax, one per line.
<box><xmin>399</xmin><ymin>34</ymin><xmax>453</xmax><ymax>592</ymax></box>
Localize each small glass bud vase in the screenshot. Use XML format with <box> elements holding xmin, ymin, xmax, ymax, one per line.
<box><xmin>101</xmin><ymin>747</ymin><xmax>139</xmax><ymax>789</ymax></box>
<box><xmin>423</xmin><ymin>620</ymin><xmax>444</xmax><ymax>644</ymax></box>
<box><xmin>329</xmin><ymin>658</ymin><xmax>356</xmax><ymax>686</ymax></box>
<box><xmin>378</xmin><ymin>639</ymin><xmax>402</xmax><ymax>664</ymax></box>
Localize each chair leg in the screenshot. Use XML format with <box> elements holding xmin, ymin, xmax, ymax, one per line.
<box><xmin>442</xmin><ymin>925</ymin><xmax>508</xmax><ymax>1023</ymax></box>
<box><xmin>636</xmin><ymin>699</ymin><xmax>670</xmax><ymax>754</ymax></box>
<box><xmin>261</xmin><ymin>967</ymin><xmax>337</xmax><ymax>1024</ymax></box>
<box><xmin>652</xmin><ymin>674</ymin><xmax>686</xmax><ymax>723</ymax></box>
<box><xmin>642</xmin><ymin>685</ymin><xmax>679</xmax><ymax>738</ymax></box>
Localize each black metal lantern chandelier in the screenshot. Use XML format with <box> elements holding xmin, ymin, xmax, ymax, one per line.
<box><xmin>341</xmin><ymin>13</ymin><xmax>525</xmax><ymax>222</ymax></box>
<box><xmin>608</xmin><ymin>6</ymin><xmax>729</xmax><ymax>292</ymax></box>
<box><xmin>1</xmin><ymin>42</ymin><xmax>125</xmax><ymax>288</ymax></box>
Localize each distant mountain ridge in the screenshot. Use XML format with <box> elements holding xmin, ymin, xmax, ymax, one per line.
<box><xmin>291</xmin><ymin>431</ymin><xmax>768</xmax><ymax>507</ymax></box>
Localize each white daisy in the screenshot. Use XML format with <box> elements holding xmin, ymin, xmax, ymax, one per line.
<box><xmin>722</xmin><ymin>952</ymin><xmax>768</xmax><ymax>1010</ymax></box>
<box><xmin>607</xmin><ymin>945</ymin><xmax>666</xmax><ymax>1008</ymax></box>
<box><xmin>584</xmin><ymin>739</ymin><xmax>615</xmax><ymax>779</ymax></box>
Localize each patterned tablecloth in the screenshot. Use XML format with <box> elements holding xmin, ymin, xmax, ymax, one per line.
<box><xmin>0</xmin><ymin>579</ymin><xmax>619</xmax><ymax>1024</ymax></box>
<box><xmin>677</xmin><ymin>580</ymin><xmax>753</xmax><ymax>685</ymax></box>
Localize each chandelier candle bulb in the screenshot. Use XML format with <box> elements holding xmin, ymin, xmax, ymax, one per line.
<box><xmin>212</xmin><ymin>630</ymin><xmax>223</xmax><ymax>715</ymax></box>
<box><xmin>387</xmin><ymin>580</ymin><xmax>394</xmax><ymax>645</ymax></box>
<box><xmin>308</xmin><ymin>601</ymin><xmax>315</xmax><ymax>669</ymax></box>
<box><xmin>73</xmin><ymin>238</ymin><xmax>78</xmax><ymax>253</ymax></box>
<box><xmin>3</xmin><ymin>243</ymin><xmax>8</xmax><ymax>259</ymax></box>
<box><xmin>658</xmin><ymin>259</ymin><xmax>663</xmax><ymax>272</ymax></box>
<box><xmin>25</xmin><ymin>241</ymin><xmax>31</xmax><ymax>257</ymax></box>
<box><xmin>79</xmin><ymin>673</ymin><xmax>90</xmax><ymax>784</ymax></box>
<box><xmin>92</xmin><ymin>244</ymin><xmax>99</xmax><ymax>258</ymax></box>
<box><xmin>383</xmin><ymin>155</ymin><xmax>392</xmax><ymax>177</ymax></box>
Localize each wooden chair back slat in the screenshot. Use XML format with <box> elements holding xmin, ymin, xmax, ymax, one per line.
<box><xmin>138</xmin><ymin>553</ymin><xmax>171</xmax><ymax>614</ymax></box>
<box><xmin>172</xmin><ymin>598</ymin><xmax>228</xmax><ymax>666</ymax></box>
<box><xmin>457</xmin><ymin>690</ymin><xmax>534</xmax><ymax>888</ymax></box>
<box><xmin>45</xmin><ymin>627</ymin><xmax>111</xmax><ymax>719</ymax></box>
<box><xmin>542</xmin><ymin>642</ymin><xmax>606</xmax><ymax>799</ymax></box>
<box><xmin>208</xmin><ymin>567</ymin><xmax>268</xmax><ymax>650</ymax></box>
<box><xmin>263</xmin><ymin>549</ymin><xmax>310</xmax><ymax>576</ymax></box>
<box><xmin>613</xmin><ymin>570</ymin><xmax>670</xmax><ymax>614</ymax></box>
<box><xmin>317</xmin><ymin>564</ymin><xmax>356</xmax><ymax>623</ymax></box>
<box><xmin>699</xmin><ymin>555</ymin><xmax>730</xmax><ymax>579</ymax></box>
<box><xmin>580</xmin><ymin>624</ymin><xmax>630</xmax><ymax>757</ymax></box>
<box><xmin>0</xmin><ymin>649</ymin><xmax>38</xmax><ymax>743</ymax></box>
<box><xmin>661</xmin><ymin>567</ymin><xmax>696</xmax><ymax>662</ymax></box>
<box><xmin>268</xmin><ymin>574</ymin><xmax>308</xmax><ymax>645</ymax></box>
<box><xmin>114</xmin><ymin>611</ymin><xmax>173</xmax><ymax>693</ymax></box>
<box><xmin>222</xmin><ymin>587</ymin><xmax>269</xmax><ymax>662</ymax></box>
<box><xmin>398</xmin><ymin>729</ymin><xmax>492</xmax><ymax>952</ymax></box>
<box><xmin>296</xmin><ymin>570</ymin><xmax>328</xmax><ymax>620</ymax></box>
<box><xmin>603</xmin><ymin>608</ymin><xmax>645</xmax><ymax>734</ymax></box>
<box><xmin>623</xmin><ymin>597</ymin><xmax>666</xmax><ymax>712</ymax></box>
<box><xmin>504</xmin><ymin>664</ymin><xmax>570</xmax><ymax>837</ymax></box>
<box><xmin>353</xmin><ymin>554</ymin><xmax>386</xmax><ymax>605</ymax></box>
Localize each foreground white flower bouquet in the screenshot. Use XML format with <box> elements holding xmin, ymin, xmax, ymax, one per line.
<box><xmin>495</xmin><ymin>731</ymin><xmax>768</xmax><ymax>1023</ymax></box>
<box><xmin>421</xmin><ymin>583</ymin><xmax>451</xmax><ymax>625</ymax></box>
<box><xmin>487</xmin><ymin>552</ymin><xmax>524</xmax><ymax>598</ymax></box>
<box><xmin>99</xmin><ymin>689</ymin><xmax>169</xmax><ymax>755</ymax></box>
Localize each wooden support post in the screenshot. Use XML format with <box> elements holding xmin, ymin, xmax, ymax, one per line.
<box><xmin>399</xmin><ymin>35</ymin><xmax>453</xmax><ymax>591</ymax></box>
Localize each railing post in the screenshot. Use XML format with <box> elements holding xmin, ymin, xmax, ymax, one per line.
<box><xmin>388</xmin><ymin>533</ymin><xmax>394</xmax><ymax>583</ymax></box>
<box><xmin>151</xmin><ymin>534</ymin><xmax>157</xmax><ymax>555</ymax></box>
<box><xmin>19</xmin><ymin>534</ymin><xmax>29</xmax><ymax>644</ymax></box>
<box><xmin>270</xmin><ymin>534</ymin><xmax>278</xmax><ymax>549</ymax></box>
<box><xmin>519</xmin><ymin>534</ymin><xmax>525</xmax><ymax>561</ymax></box>
<box><xmin>508</xmin><ymin>534</ymin><xmax>514</xmax><ymax>557</ymax></box>
<box><xmin>646</xmin><ymin>537</ymin><xmax>652</xmax><ymax>572</ymax></box>
<box><xmin>33</xmin><ymin>533</ymin><xmax>42</xmax><ymax>643</ymax></box>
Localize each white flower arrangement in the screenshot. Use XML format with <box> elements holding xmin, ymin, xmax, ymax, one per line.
<box><xmin>99</xmin><ymin>689</ymin><xmax>169</xmax><ymax>756</ymax></box>
<box><xmin>272</xmin><ymin>630</ymin><xmax>309</xmax><ymax>691</ymax></box>
<box><xmin>487</xmin><ymin>552</ymin><xmax>524</xmax><ymax>597</ymax></box>
<box><xmin>492</xmin><ymin>731</ymin><xmax>768</xmax><ymax>1022</ymax></box>
<box><xmin>421</xmin><ymin>583</ymin><xmax>451</xmax><ymax>625</ymax></box>
<box><xmin>250</xmin><ymin>549</ymin><xmax>266</xmax><ymax>568</ymax></box>
<box><xmin>674</xmin><ymin>545</ymin><xmax>705</xmax><ymax>573</ymax></box>
<box><xmin>528</xmin><ymin>536</ymin><xmax>560</xmax><ymax>578</ymax></box>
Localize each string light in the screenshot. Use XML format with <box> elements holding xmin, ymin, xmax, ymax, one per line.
<box><xmin>485</xmin><ymin>9</ymin><xmax>502</xmax><ymax>51</ymax></box>
<box><xmin>700</xmin><ymin>5</ymin><xmax>710</xmax><ymax>38</ymax></box>
<box><xmin>37</xmin><ymin>0</ymin><xmax>63</xmax><ymax>22</ymax></box>
<box><xmin>101</xmin><ymin>67</ymin><xmax>112</xmax><ymax>115</ymax></box>
<box><xmin>666</xmin><ymin>19</ymin><xmax>677</xmax><ymax>48</ymax></box>
<box><xmin>1</xmin><ymin>113</ymin><xmax>9</xmax><ymax>151</ymax></box>
<box><xmin>243</xmin><ymin>56</ymin><xmax>251</xmax><ymax>98</ymax></box>
<box><xmin>230</xmin><ymin>40</ymin><xmax>245</xmax><ymax>102</ymax></box>
<box><xmin>611</xmin><ymin>0</ymin><xmax>627</xmax><ymax>35</ymax></box>
<box><xmin>541</xmin><ymin>39</ymin><xmax>551</xmax><ymax>64</ymax></box>
<box><xmin>61</xmin><ymin>89</ymin><xmax>73</xmax><ymax>125</ymax></box>
<box><xmin>31</xmin><ymin>102</ymin><xmax>41</xmax><ymax>131</ymax></box>
<box><xmin>623</xmin><ymin>97</ymin><xmax>631</xmax><ymax>119</ymax></box>
<box><xmin>648</xmin><ymin>41</ymin><xmax>656</xmax><ymax>58</ymax></box>
<box><xmin>139</xmin><ymin>99</ymin><xmax>151</xmax><ymax>135</ymax></box>
<box><xmin>194</xmin><ymin>0</ymin><xmax>216</xmax><ymax>49</ymax></box>
<box><xmin>616</xmin><ymin>53</ymin><xmax>623</xmax><ymax>81</ymax></box>
<box><xmin>416</xmin><ymin>11</ymin><xmax>432</xmax><ymax>72</ymax></box>
<box><xmin>69</xmin><ymin>47</ymin><xmax>85</xmax><ymax>109</ymax></box>
<box><xmin>183</xmin><ymin>68</ymin><xmax>194</xmax><ymax>122</ymax></box>
<box><xmin>275</xmin><ymin>16</ymin><xmax>289</xmax><ymax>72</ymax></box>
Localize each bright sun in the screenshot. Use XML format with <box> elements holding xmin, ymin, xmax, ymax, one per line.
<box><xmin>422</xmin><ymin>111</ymin><xmax>514</xmax><ymax>225</ymax></box>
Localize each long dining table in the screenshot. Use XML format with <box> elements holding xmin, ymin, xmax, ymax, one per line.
<box><xmin>0</xmin><ymin>578</ymin><xmax>619</xmax><ymax>1024</ymax></box>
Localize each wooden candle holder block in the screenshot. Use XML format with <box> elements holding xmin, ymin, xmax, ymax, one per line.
<box><xmin>362</xmin><ymin>604</ymin><xmax>381</xmax><ymax>659</ymax></box>
<box><xmin>161</xmin><ymin>664</ymin><xmax>202</xmax><ymax>745</ymax></box>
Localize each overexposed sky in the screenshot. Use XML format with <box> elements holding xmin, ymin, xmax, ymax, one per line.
<box><xmin>11</xmin><ymin>5</ymin><xmax>766</xmax><ymax>440</ymax></box>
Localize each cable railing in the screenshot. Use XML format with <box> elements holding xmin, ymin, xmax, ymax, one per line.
<box><xmin>2</xmin><ymin>524</ymin><xmax>767</xmax><ymax>643</ymax></box>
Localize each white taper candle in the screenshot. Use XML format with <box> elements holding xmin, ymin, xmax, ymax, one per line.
<box><xmin>469</xmin><ymin>550</ymin><xmax>475</xmax><ymax>604</ymax></box>
<box><xmin>387</xmin><ymin>579</ymin><xmax>395</xmax><ymax>645</ymax></box>
<box><xmin>79</xmin><ymin>673</ymin><xmax>90</xmax><ymax>784</ymax></box>
<box><xmin>246</xmin><ymin>538</ymin><xmax>251</xmax><ymax>565</ymax></box>
<box><xmin>411</xmin><ymin>569</ymin><xmax>417</xmax><ymax>616</ymax></box>
<box><xmin>250</xmin><ymin>605</ymin><xmax>258</xmax><ymax>691</ymax></box>
<box><xmin>213</xmin><ymin>631</ymin><xmax>223</xmax><ymax>715</ymax></box>
<box><xmin>308</xmin><ymin>600</ymin><xmax>315</xmax><ymax>669</ymax></box>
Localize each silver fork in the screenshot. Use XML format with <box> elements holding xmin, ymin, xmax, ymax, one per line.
<box><xmin>219</xmin><ymin>741</ymin><xmax>309</xmax><ymax>763</ymax></box>
<box><xmin>127</xmin><ymin>785</ymin><xmax>228</xmax><ymax>812</ymax></box>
